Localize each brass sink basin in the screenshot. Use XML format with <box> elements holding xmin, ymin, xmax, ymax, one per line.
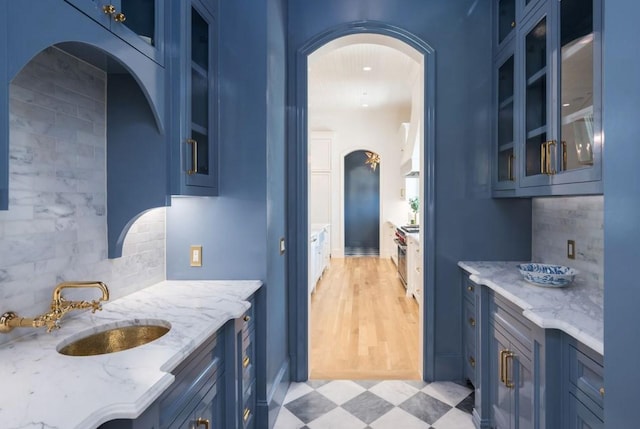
<box><xmin>57</xmin><ymin>321</ymin><xmax>171</xmax><ymax>357</ymax></box>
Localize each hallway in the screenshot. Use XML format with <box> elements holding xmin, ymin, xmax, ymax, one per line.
<box><xmin>310</xmin><ymin>257</ymin><xmax>420</xmax><ymax>379</ymax></box>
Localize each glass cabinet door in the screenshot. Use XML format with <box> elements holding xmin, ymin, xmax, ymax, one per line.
<box><xmin>497</xmin><ymin>0</ymin><xmax>516</xmax><ymax>46</ymax></box>
<box><xmin>557</xmin><ymin>0</ymin><xmax>595</xmax><ymax>173</ymax></box>
<box><xmin>110</xmin><ymin>0</ymin><xmax>164</xmax><ymax>65</ymax></box>
<box><xmin>496</xmin><ymin>54</ymin><xmax>515</xmax><ymax>186</ymax></box>
<box><xmin>521</xmin><ymin>12</ymin><xmax>551</xmax><ymax>186</ymax></box>
<box><xmin>185</xmin><ymin>1</ymin><xmax>217</xmax><ymax>191</ymax></box>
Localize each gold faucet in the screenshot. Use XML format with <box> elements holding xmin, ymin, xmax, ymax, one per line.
<box><xmin>0</xmin><ymin>281</ymin><xmax>110</xmax><ymax>333</ymax></box>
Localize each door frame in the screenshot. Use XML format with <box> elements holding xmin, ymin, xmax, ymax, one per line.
<box><xmin>286</xmin><ymin>20</ymin><xmax>437</xmax><ymax>381</ymax></box>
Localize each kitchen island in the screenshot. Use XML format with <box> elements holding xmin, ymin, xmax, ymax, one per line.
<box><xmin>0</xmin><ymin>280</ymin><xmax>262</xmax><ymax>429</ymax></box>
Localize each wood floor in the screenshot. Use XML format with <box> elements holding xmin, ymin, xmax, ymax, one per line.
<box><xmin>310</xmin><ymin>257</ymin><xmax>421</xmax><ymax>380</ymax></box>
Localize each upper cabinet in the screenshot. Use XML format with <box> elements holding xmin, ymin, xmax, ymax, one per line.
<box><xmin>64</xmin><ymin>0</ymin><xmax>165</xmax><ymax>65</ymax></box>
<box><xmin>492</xmin><ymin>0</ymin><xmax>603</xmax><ymax>197</ymax></box>
<box><xmin>168</xmin><ymin>0</ymin><xmax>219</xmax><ymax>196</ymax></box>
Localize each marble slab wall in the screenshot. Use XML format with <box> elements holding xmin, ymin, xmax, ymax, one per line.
<box><xmin>0</xmin><ymin>47</ymin><xmax>165</xmax><ymax>345</ymax></box>
<box><xmin>532</xmin><ymin>196</ymin><xmax>603</xmax><ymax>288</ymax></box>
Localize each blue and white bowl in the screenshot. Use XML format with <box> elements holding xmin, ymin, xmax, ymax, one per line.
<box><xmin>516</xmin><ymin>263</ymin><xmax>578</xmax><ymax>287</ymax></box>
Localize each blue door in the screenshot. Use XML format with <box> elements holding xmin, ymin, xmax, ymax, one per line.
<box><xmin>344</xmin><ymin>150</ymin><xmax>380</xmax><ymax>256</ymax></box>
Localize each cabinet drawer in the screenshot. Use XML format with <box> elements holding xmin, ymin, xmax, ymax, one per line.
<box><xmin>463</xmin><ymin>299</ymin><xmax>477</xmax><ymax>349</ymax></box>
<box><xmin>462</xmin><ymin>276</ymin><xmax>477</xmax><ymax>303</ymax></box>
<box><xmin>568</xmin><ymin>392</ymin><xmax>603</xmax><ymax>429</ymax></box>
<box><xmin>569</xmin><ymin>345</ymin><xmax>604</xmax><ymax>412</ymax></box>
<box><xmin>241</xmin><ymin>383</ymin><xmax>256</xmax><ymax>429</ymax></box>
<box><xmin>490</xmin><ymin>293</ymin><xmax>533</xmax><ymax>351</ymax></box>
<box><xmin>464</xmin><ymin>345</ymin><xmax>476</xmax><ymax>385</ymax></box>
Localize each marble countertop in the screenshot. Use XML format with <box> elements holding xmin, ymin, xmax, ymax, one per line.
<box><xmin>0</xmin><ymin>280</ymin><xmax>262</xmax><ymax>429</ymax></box>
<box><xmin>458</xmin><ymin>261</ymin><xmax>603</xmax><ymax>355</ymax></box>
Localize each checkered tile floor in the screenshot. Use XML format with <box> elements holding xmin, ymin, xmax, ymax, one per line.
<box><xmin>274</xmin><ymin>380</ymin><xmax>475</xmax><ymax>429</ymax></box>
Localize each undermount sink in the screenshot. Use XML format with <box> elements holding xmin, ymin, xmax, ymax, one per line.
<box><xmin>57</xmin><ymin>320</ymin><xmax>171</xmax><ymax>357</ymax></box>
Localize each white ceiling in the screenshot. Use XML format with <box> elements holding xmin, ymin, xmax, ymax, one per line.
<box><xmin>308</xmin><ymin>35</ymin><xmax>421</xmax><ymax>114</ymax></box>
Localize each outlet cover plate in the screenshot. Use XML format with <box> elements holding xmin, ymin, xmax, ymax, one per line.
<box><xmin>190</xmin><ymin>245</ymin><xmax>202</xmax><ymax>267</ymax></box>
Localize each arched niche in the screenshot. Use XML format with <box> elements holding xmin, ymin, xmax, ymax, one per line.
<box><xmin>0</xmin><ymin>1</ymin><xmax>169</xmax><ymax>258</ymax></box>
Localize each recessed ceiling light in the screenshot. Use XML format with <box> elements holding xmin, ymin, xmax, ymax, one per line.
<box><xmin>362</xmin><ymin>103</ymin><xmax>369</xmax><ymax>108</ymax></box>
<box><xmin>362</xmin><ymin>66</ymin><xmax>372</xmax><ymax>71</ymax></box>
<box><xmin>562</xmin><ymin>103</ymin><xmax>571</xmax><ymax>107</ymax></box>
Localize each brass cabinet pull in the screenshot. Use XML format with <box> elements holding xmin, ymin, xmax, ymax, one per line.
<box><xmin>499</xmin><ymin>350</ymin><xmax>506</xmax><ymax>384</ymax></box>
<box><xmin>468</xmin><ymin>317</ymin><xmax>476</xmax><ymax>327</ymax></box>
<box><xmin>243</xmin><ymin>315</ymin><xmax>251</xmax><ymax>322</ymax></box>
<box><xmin>469</xmin><ymin>356</ymin><xmax>476</xmax><ymax>368</ymax></box>
<box><xmin>187</xmin><ymin>139</ymin><xmax>198</xmax><ymax>175</ymax></box>
<box><xmin>243</xmin><ymin>356</ymin><xmax>250</xmax><ymax>368</ymax></box>
<box><xmin>540</xmin><ymin>142</ymin><xmax>547</xmax><ymax>174</ymax></box>
<box><xmin>547</xmin><ymin>140</ymin><xmax>556</xmax><ymax>175</ymax></box>
<box><xmin>511</xmin><ymin>21</ymin><xmax>516</xmax><ymax>28</ymax></box>
<box><xmin>467</xmin><ymin>285</ymin><xmax>474</xmax><ymax>292</ymax></box>
<box><xmin>599</xmin><ymin>387</ymin><xmax>605</xmax><ymax>397</ymax></box>
<box><xmin>504</xmin><ymin>351</ymin><xmax>515</xmax><ymax>388</ymax></box>
<box><xmin>196</xmin><ymin>418</ymin><xmax>210</xmax><ymax>429</ymax></box>
<box><xmin>508</xmin><ymin>154</ymin><xmax>515</xmax><ymax>181</ymax></box>
<box><xmin>243</xmin><ymin>408</ymin><xmax>251</xmax><ymax>422</ymax></box>
<box><xmin>562</xmin><ymin>141</ymin><xmax>567</xmax><ymax>171</ymax></box>
<box><xmin>102</xmin><ymin>4</ymin><xmax>116</xmax><ymax>15</ymax></box>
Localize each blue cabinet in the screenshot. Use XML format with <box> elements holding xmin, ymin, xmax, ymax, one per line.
<box><xmin>492</xmin><ymin>0</ymin><xmax>603</xmax><ymax>197</ymax></box>
<box><xmin>168</xmin><ymin>0</ymin><xmax>219</xmax><ymax>196</ymax></box>
<box><xmin>563</xmin><ymin>337</ymin><xmax>604</xmax><ymax>428</ymax></box>
<box><xmin>462</xmin><ymin>276</ymin><xmax>477</xmax><ymax>386</ymax></box>
<box><xmin>231</xmin><ymin>298</ymin><xmax>256</xmax><ymax>429</ymax></box>
<box><xmin>64</xmin><ymin>0</ymin><xmax>165</xmax><ymax>65</ymax></box>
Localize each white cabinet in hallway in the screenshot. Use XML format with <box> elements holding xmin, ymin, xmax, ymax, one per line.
<box><xmin>309</xmin><ymin>224</ymin><xmax>331</xmax><ymax>294</ymax></box>
<box><xmin>406</xmin><ymin>234</ymin><xmax>422</xmax><ymax>302</ymax></box>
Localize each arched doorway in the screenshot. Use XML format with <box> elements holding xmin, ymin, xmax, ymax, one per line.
<box><xmin>287</xmin><ymin>21</ymin><xmax>436</xmax><ymax>381</ymax></box>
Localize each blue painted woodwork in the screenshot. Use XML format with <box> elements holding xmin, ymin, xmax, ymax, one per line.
<box><xmin>167</xmin><ymin>0</ymin><xmax>219</xmax><ymax>196</ymax></box>
<box><xmin>563</xmin><ymin>336</ymin><xmax>604</xmax><ymax>426</ymax></box>
<box><xmin>285</xmin><ymin>0</ymin><xmax>533</xmax><ymax>382</ymax></box>
<box><xmin>0</xmin><ymin>0</ymin><xmax>167</xmax><ymax>259</ymax></box>
<box><xmin>63</xmin><ymin>0</ymin><xmax>166</xmax><ymax>66</ymax></box>
<box><xmin>462</xmin><ymin>275</ymin><xmax>477</xmax><ymax>387</ymax></box>
<box><xmin>344</xmin><ymin>150</ymin><xmax>380</xmax><ymax>254</ymax></box>
<box><xmin>603</xmin><ymin>1</ymin><xmax>640</xmax><ymax>427</ymax></box>
<box><xmin>492</xmin><ymin>0</ymin><xmax>604</xmax><ymax>197</ymax></box>
<box><xmin>165</xmin><ymin>0</ymin><xmax>289</xmax><ymax>427</ymax></box>
<box><xmin>106</xmin><ymin>74</ymin><xmax>168</xmax><ymax>258</ymax></box>
<box><xmin>99</xmin><ymin>329</ymin><xmax>225</xmax><ymax>429</ymax></box>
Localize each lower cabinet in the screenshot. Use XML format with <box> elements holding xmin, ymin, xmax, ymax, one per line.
<box><xmin>564</xmin><ymin>337</ymin><xmax>604</xmax><ymax>429</ymax></box>
<box><xmin>461</xmin><ymin>275</ymin><xmax>477</xmax><ymax>387</ymax></box>
<box><xmin>99</xmin><ymin>295</ymin><xmax>257</xmax><ymax>429</ymax></box>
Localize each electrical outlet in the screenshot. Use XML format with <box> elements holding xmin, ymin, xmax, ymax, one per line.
<box><xmin>190</xmin><ymin>245</ymin><xmax>202</xmax><ymax>267</ymax></box>
<box><xmin>567</xmin><ymin>240</ymin><xmax>575</xmax><ymax>260</ymax></box>
<box><xmin>279</xmin><ymin>237</ymin><xmax>286</xmax><ymax>255</ymax></box>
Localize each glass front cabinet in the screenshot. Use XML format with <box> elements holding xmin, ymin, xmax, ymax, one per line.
<box><xmin>492</xmin><ymin>0</ymin><xmax>603</xmax><ymax>196</ymax></box>
<box><xmin>64</xmin><ymin>0</ymin><xmax>165</xmax><ymax>65</ymax></box>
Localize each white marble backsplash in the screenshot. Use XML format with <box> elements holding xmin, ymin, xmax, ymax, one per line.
<box><xmin>532</xmin><ymin>196</ymin><xmax>603</xmax><ymax>288</ymax></box>
<box><xmin>0</xmin><ymin>47</ymin><xmax>166</xmax><ymax>346</ymax></box>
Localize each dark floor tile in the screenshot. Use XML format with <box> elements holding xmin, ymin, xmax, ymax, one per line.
<box><xmin>456</xmin><ymin>392</ymin><xmax>475</xmax><ymax>414</ymax></box>
<box><xmin>399</xmin><ymin>391</ymin><xmax>452</xmax><ymax>424</ymax></box>
<box><xmin>342</xmin><ymin>391</ymin><xmax>395</xmax><ymax>424</ymax></box>
<box><xmin>353</xmin><ymin>380</ymin><xmax>381</xmax><ymax>389</ymax></box>
<box><xmin>306</xmin><ymin>379</ymin><xmax>330</xmax><ymax>389</ymax></box>
<box><xmin>285</xmin><ymin>391</ymin><xmax>337</xmax><ymax>423</ymax></box>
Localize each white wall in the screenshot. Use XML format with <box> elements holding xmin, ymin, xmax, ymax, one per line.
<box><xmin>0</xmin><ymin>47</ymin><xmax>166</xmax><ymax>346</ymax></box>
<box><xmin>310</xmin><ymin>106</ymin><xmax>410</xmax><ymax>257</ymax></box>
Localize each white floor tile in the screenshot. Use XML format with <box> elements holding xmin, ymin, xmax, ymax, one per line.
<box><xmin>431</xmin><ymin>407</ymin><xmax>475</xmax><ymax>429</ymax></box>
<box><xmin>370</xmin><ymin>407</ymin><xmax>431</xmax><ymax>429</ymax></box>
<box><xmin>368</xmin><ymin>380</ymin><xmax>420</xmax><ymax>406</ymax></box>
<box><xmin>307</xmin><ymin>407</ymin><xmax>368</xmax><ymax>429</ymax></box>
<box><xmin>283</xmin><ymin>382</ymin><xmax>314</xmax><ymax>405</ymax></box>
<box><xmin>272</xmin><ymin>406</ymin><xmax>306</xmax><ymax>429</ymax></box>
<box><xmin>422</xmin><ymin>381</ymin><xmax>472</xmax><ymax>407</ymax></box>
<box><xmin>316</xmin><ymin>380</ymin><xmax>366</xmax><ymax>405</ymax></box>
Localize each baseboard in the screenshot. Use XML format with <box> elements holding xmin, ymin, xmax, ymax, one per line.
<box><xmin>255</xmin><ymin>358</ymin><xmax>290</xmax><ymax>429</ymax></box>
<box><xmin>433</xmin><ymin>353</ymin><xmax>464</xmax><ymax>381</ymax></box>
<box><xmin>472</xmin><ymin>409</ymin><xmax>491</xmax><ymax>429</ymax></box>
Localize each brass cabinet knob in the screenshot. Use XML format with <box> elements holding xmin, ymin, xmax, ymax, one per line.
<box><xmin>243</xmin><ymin>408</ymin><xmax>251</xmax><ymax>422</ymax></box>
<box><xmin>511</xmin><ymin>21</ymin><xmax>516</xmax><ymax>28</ymax></box>
<box><xmin>243</xmin><ymin>356</ymin><xmax>250</xmax><ymax>368</ymax></box>
<box><xmin>243</xmin><ymin>315</ymin><xmax>251</xmax><ymax>322</ymax></box>
<box><xmin>469</xmin><ymin>356</ymin><xmax>476</xmax><ymax>368</ymax></box>
<box><xmin>467</xmin><ymin>285</ymin><xmax>474</xmax><ymax>292</ymax></box>
<box><xmin>113</xmin><ymin>12</ymin><xmax>126</xmax><ymax>23</ymax></box>
<box><xmin>469</xmin><ymin>317</ymin><xmax>476</xmax><ymax>327</ymax></box>
<box><xmin>196</xmin><ymin>418</ymin><xmax>210</xmax><ymax>429</ymax></box>
<box><xmin>102</xmin><ymin>4</ymin><xmax>116</xmax><ymax>14</ymax></box>
<box><xmin>599</xmin><ymin>387</ymin><xmax>605</xmax><ymax>397</ymax></box>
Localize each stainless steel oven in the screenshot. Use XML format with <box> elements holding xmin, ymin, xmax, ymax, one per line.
<box><xmin>395</xmin><ymin>238</ymin><xmax>408</xmax><ymax>287</ymax></box>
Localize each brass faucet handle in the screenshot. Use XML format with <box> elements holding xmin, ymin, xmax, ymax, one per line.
<box><xmin>89</xmin><ymin>300</ymin><xmax>103</xmax><ymax>313</ymax></box>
